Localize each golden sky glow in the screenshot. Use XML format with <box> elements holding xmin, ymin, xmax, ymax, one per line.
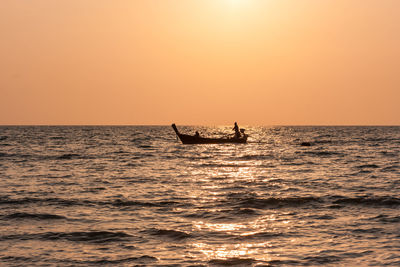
<box><xmin>1</xmin><ymin>0</ymin><xmax>399</xmax><ymax>125</ymax></box>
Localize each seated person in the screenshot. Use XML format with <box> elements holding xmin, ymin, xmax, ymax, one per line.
<box><xmin>240</xmin><ymin>128</ymin><xmax>247</xmax><ymax>138</ymax></box>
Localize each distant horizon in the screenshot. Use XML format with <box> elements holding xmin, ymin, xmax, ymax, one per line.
<box><xmin>1</xmin><ymin>123</ymin><xmax>399</xmax><ymax>127</ymax></box>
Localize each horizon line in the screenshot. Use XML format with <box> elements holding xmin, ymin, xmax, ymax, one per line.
<box><xmin>1</xmin><ymin>124</ymin><xmax>399</xmax><ymax>127</ymax></box>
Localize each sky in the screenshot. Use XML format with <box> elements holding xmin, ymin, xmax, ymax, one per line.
<box><xmin>1</xmin><ymin>0</ymin><xmax>399</xmax><ymax>125</ymax></box>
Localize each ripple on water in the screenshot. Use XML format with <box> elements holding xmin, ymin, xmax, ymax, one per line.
<box><xmin>145</xmin><ymin>228</ymin><xmax>193</xmax><ymax>241</ymax></box>
<box><xmin>208</xmin><ymin>258</ymin><xmax>257</xmax><ymax>266</ymax></box>
<box><xmin>333</xmin><ymin>196</ymin><xmax>400</xmax><ymax>207</ymax></box>
<box><xmin>1</xmin><ymin>126</ymin><xmax>399</xmax><ymax>266</ymax></box>
<box><xmin>232</xmin><ymin>196</ymin><xmax>321</xmax><ymax>209</ymax></box>
<box><xmin>1</xmin><ymin>212</ymin><xmax>67</xmax><ymax>221</ymax></box>
<box><xmin>0</xmin><ymin>231</ymin><xmax>133</xmax><ymax>243</ymax></box>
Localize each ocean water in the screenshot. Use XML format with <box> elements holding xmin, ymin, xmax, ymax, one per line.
<box><xmin>0</xmin><ymin>125</ymin><xmax>399</xmax><ymax>266</ymax></box>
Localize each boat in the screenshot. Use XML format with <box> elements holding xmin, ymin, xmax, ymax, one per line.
<box><xmin>171</xmin><ymin>123</ymin><xmax>247</xmax><ymax>144</ymax></box>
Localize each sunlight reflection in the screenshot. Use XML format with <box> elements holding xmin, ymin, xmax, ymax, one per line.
<box><xmin>206</xmin><ymin>164</ymin><xmax>258</xmax><ymax>183</ymax></box>
<box><xmin>194</xmin><ymin>221</ymin><xmax>247</xmax><ymax>232</ymax></box>
<box><xmin>191</xmin><ymin>242</ymin><xmax>274</xmax><ymax>262</ymax></box>
<box><xmin>189</xmin><ymin>214</ymin><xmax>291</xmax><ymax>262</ymax></box>
<box><xmin>192</xmin><ymin>214</ymin><xmax>283</xmax><ymax>233</ymax></box>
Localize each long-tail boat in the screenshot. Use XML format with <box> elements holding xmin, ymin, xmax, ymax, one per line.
<box><xmin>171</xmin><ymin>123</ymin><xmax>247</xmax><ymax>144</ymax></box>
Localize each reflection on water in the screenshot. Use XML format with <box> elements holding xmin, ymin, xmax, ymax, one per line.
<box><xmin>192</xmin><ymin>241</ymin><xmax>274</xmax><ymax>262</ymax></box>
<box><xmin>191</xmin><ymin>212</ymin><xmax>289</xmax><ymax>263</ymax></box>
<box><xmin>0</xmin><ymin>126</ymin><xmax>399</xmax><ymax>265</ymax></box>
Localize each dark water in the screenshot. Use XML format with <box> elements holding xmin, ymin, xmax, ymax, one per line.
<box><xmin>0</xmin><ymin>126</ymin><xmax>399</xmax><ymax>266</ymax></box>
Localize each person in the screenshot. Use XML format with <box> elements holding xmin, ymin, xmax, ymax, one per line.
<box><xmin>240</xmin><ymin>128</ymin><xmax>247</xmax><ymax>139</ymax></box>
<box><xmin>232</xmin><ymin>122</ymin><xmax>241</xmax><ymax>138</ymax></box>
<box><xmin>195</xmin><ymin>131</ymin><xmax>200</xmax><ymax>138</ymax></box>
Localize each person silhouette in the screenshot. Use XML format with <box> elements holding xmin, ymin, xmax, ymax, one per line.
<box><xmin>232</xmin><ymin>122</ymin><xmax>241</xmax><ymax>138</ymax></box>
<box><xmin>240</xmin><ymin>128</ymin><xmax>248</xmax><ymax>140</ymax></box>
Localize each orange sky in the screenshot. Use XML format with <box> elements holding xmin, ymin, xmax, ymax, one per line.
<box><xmin>1</xmin><ymin>0</ymin><xmax>399</xmax><ymax>125</ymax></box>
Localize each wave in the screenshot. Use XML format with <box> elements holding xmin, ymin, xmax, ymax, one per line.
<box><xmin>182</xmin><ymin>155</ymin><xmax>214</xmax><ymax>160</ymax></box>
<box><xmin>208</xmin><ymin>258</ymin><xmax>257</xmax><ymax>266</ymax></box>
<box><xmin>137</xmin><ymin>144</ymin><xmax>154</xmax><ymax>149</ymax></box>
<box><xmin>333</xmin><ymin>196</ymin><xmax>400</xmax><ymax>207</ymax></box>
<box><xmin>381</xmin><ymin>165</ymin><xmax>399</xmax><ymax>172</ymax></box>
<box><xmin>268</xmin><ymin>259</ymin><xmax>303</xmax><ymax>265</ymax></box>
<box><xmin>111</xmin><ymin>199</ymin><xmax>187</xmax><ymax>208</ymax></box>
<box><xmin>57</xmin><ymin>153</ymin><xmax>81</xmax><ymax>160</ymax></box>
<box><xmin>182</xmin><ymin>207</ymin><xmax>261</xmax><ymax>221</ymax></box>
<box><xmin>49</xmin><ymin>136</ymin><xmax>65</xmax><ymax>140</ymax></box>
<box><xmin>0</xmin><ymin>196</ymin><xmax>188</xmax><ymax>209</ymax></box>
<box><xmin>0</xmin><ymin>143</ymin><xmax>11</xmax><ymax>146</ymax></box>
<box><xmin>298</xmin><ymin>139</ymin><xmax>338</xmax><ymax>147</ymax></box>
<box><xmin>302</xmin><ymin>150</ymin><xmax>342</xmax><ymax>157</ymax></box>
<box><xmin>146</xmin><ymin>228</ymin><xmax>193</xmax><ymax>240</ymax></box>
<box><xmin>0</xmin><ymin>231</ymin><xmax>132</xmax><ymax>243</ymax></box>
<box><xmin>0</xmin><ymin>152</ymin><xmax>89</xmax><ymax>161</ymax></box>
<box><xmin>25</xmin><ymin>255</ymin><xmax>158</xmax><ymax>265</ymax></box>
<box><xmin>302</xmin><ymin>250</ymin><xmax>373</xmax><ymax>265</ymax></box>
<box><xmin>357</xmin><ymin>164</ymin><xmax>380</xmax><ymax>169</ymax></box>
<box><xmin>131</xmin><ymin>136</ymin><xmax>152</xmax><ymax>143</ymax></box>
<box><xmin>234</xmin><ymin>231</ymin><xmax>284</xmax><ymax>241</ymax></box>
<box><xmin>300</xmin><ymin>141</ymin><xmax>313</xmax><ymax>146</ymax></box>
<box><xmin>6</xmin><ymin>195</ymin><xmax>397</xmax><ymax>211</ymax></box>
<box><xmin>0</xmin><ymin>152</ymin><xmax>30</xmax><ymax>159</ymax></box>
<box><xmin>0</xmin><ymin>196</ymin><xmax>90</xmax><ymax>207</ymax></box>
<box><xmin>0</xmin><ymin>256</ymin><xmax>39</xmax><ymax>263</ymax></box>
<box><xmin>364</xmin><ymin>137</ymin><xmax>398</xmax><ymax>143</ymax></box>
<box><xmin>0</xmin><ymin>255</ymin><xmax>158</xmax><ymax>266</ymax></box>
<box><xmin>199</xmin><ymin>163</ymin><xmax>251</xmax><ymax>168</ymax></box>
<box><xmin>46</xmin><ymin>230</ymin><xmax>133</xmax><ymax>243</ymax></box>
<box><xmin>231</xmin><ymin>208</ymin><xmax>260</xmax><ymax>216</ymax></box>
<box><xmin>303</xmin><ymin>255</ymin><xmax>341</xmax><ymax>264</ymax></box>
<box><xmin>113</xmin><ymin>149</ymin><xmax>129</xmax><ymax>154</ymax></box>
<box><xmin>380</xmin><ymin>151</ymin><xmax>399</xmax><ymax>157</ymax></box>
<box><xmin>307</xmin><ymin>214</ymin><xmax>335</xmax><ymax>220</ymax></box>
<box><xmin>234</xmin><ymin>154</ymin><xmax>274</xmax><ymax>161</ymax></box>
<box><xmin>352</xmin><ymin>227</ymin><xmax>384</xmax><ymax>234</ymax></box>
<box><xmin>373</xmin><ymin>214</ymin><xmax>400</xmax><ymax>223</ymax></box>
<box><xmin>111</xmin><ymin>199</ymin><xmax>160</xmax><ymax>207</ymax></box>
<box><xmin>314</xmin><ymin>138</ymin><xmax>334</xmax><ymax>144</ymax></box>
<box><xmin>1</xmin><ymin>212</ymin><xmax>66</xmax><ymax>220</ymax></box>
<box><xmin>231</xmin><ymin>196</ymin><xmax>321</xmax><ymax>209</ymax></box>
<box><xmin>86</xmin><ymin>255</ymin><xmax>158</xmax><ymax>265</ymax></box>
<box><xmin>130</xmin><ymin>152</ymin><xmax>154</xmax><ymax>158</ymax></box>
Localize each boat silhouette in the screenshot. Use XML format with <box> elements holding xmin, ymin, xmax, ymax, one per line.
<box><xmin>172</xmin><ymin>123</ymin><xmax>247</xmax><ymax>144</ymax></box>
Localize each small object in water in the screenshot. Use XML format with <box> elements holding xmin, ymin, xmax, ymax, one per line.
<box><xmin>300</xmin><ymin>142</ymin><xmax>312</xmax><ymax>146</ymax></box>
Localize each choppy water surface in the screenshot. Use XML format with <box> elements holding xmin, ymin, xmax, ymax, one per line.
<box><xmin>0</xmin><ymin>126</ymin><xmax>399</xmax><ymax>266</ymax></box>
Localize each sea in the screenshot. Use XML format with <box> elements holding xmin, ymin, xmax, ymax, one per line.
<box><xmin>0</xmin><ymin>126</ymin><xmax>399</xmax><ymax>266</ymax></box>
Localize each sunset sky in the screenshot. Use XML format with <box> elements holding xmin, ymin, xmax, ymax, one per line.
<box><xmin>1</xmin><ymin>0</ymin><xmax>399</xmax><ymax>125</ymax></box>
